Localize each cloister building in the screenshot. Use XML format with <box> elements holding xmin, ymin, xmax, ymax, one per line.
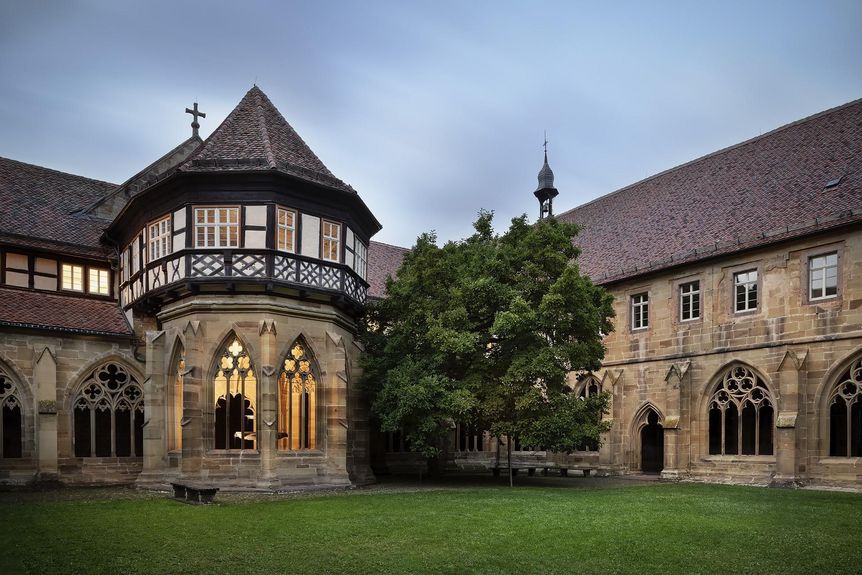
<box><xmin>0</xmin><ymin>87</ymin><xmax>860</xmax><ymax>488</ymax></box>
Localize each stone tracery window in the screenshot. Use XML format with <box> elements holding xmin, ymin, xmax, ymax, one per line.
<box><xmin>708</xmin><ymin>366</ymin><xmax>773</xmax><ymax>456</ymax></box>
<box><xmin>278</xmin><ymin>341</ymin><xmax>317</xmax><ymax>451</ymax></box>
<box><xmin>73</xmin><ymin>363</ymin><xmax>144</xmax><ymax>457</ymax></box>
<box><xmin>577</xmin><ymin>375</ymin><xmax>602</xmax><ymax>451</ymax></box>
<box><xmin>0</xmin><ymin>367</ymin><xmax>23</xmax><ymax>458</ymax></box>
<box><xmin>829</xmin><ymin>357</ymin><xmax>862</xmax><ymax>457</ymax></box>
<box><xmin>214</xmin><ymin>338</ymin><xmax>257</xmax><ymax>450</ymax></box>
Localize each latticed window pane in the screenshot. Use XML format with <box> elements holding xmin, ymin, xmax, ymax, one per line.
<box><xmin>278</xmin><ymin>340</ymin><xmax>317</xmax><ymax>451</ymax></box>
<box><xmin>277</xmin><ymin>208</ymin><xmax>296</xmax><ymax>252</ymax></box>
<box><xmin>829</xmin><ymin>357</ymin><xmax>862</xmax><ymax>457</ymax></box>
<box><xmin>809</xmin><ymin>252</ymin><xmax>838</xmax><ymax>300</ymax></box>
<box><xmin>213</xmin><ymin>337</ymin><xmax>257</xmax><ymax>450</ymax></box>
<box><xmin>631</xmin><ymin>293</ymin><xmax>648</xmax><ymax>330</ymax></box>
<box><xmin>88</xmin><ymin>268</ymin><xmax>110</xmax><ymax>295</ymax></box>
<box><xmin>680</xmin><ymin>281</ymin><xmax>700</xmax><ymax>321</ymax></box>
<box><xmin>148</xmin><ymin>216</ymin><xmax>171</xmax><ymax>261</ymax></box>
<box><xmin>734</xmin><ymin>270</ymin><xmax>758</xmax><ymax>312</ymax></box>
<box><xmin>61</xmin><ymin>264</ymin><xmax>84</xmax><ymax>291</ymax></box>
<box><xmin>322</xmin><ymin>221</ymin><xmax>340</xmax><ymax>262</ymax></box>
<box><xmin>708</xmin><ymin>365</ymin><xmax>773</xmax><ymax>456</ymax></box>
<box><xmin>195</xmin><ymin>207</ymin><xmax>239</xmax><ymax>248</ymax></box>
<box><xmin>355</xmin><ymin>239</ymin><xmax>368</xmax><ymax>279</ymax></box>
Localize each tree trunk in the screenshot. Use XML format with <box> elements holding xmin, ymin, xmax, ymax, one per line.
<box><xmin>508</xmin><ymin>436</ymin><xmax>513</xmax><ymax>487</ymax></box>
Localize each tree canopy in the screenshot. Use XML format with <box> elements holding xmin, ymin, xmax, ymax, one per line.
<box><xmin>359</xmin><ymin>211</ymin><xmax>615</xmax><ymax>462</ymax></box>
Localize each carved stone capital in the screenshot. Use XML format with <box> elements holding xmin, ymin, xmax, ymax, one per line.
<box><xmin>38</xmin><ymin>400</ymin><xmax>57</xmax><ymax>414</ymax></box>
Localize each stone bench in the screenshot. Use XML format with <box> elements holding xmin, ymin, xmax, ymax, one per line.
<box><xmin>490</xmin><ymin>464</ymin><xmax>596</xmax><ymax>478</ymax></box>
<box><xmin>171</xmin><ymin>482</ymin><xmax>220</xmax><ymax>504</ymax></box>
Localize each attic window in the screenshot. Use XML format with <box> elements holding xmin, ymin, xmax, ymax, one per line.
<box><xmin>824</xmin><ymin>176</ymin><xmax>843</xmax><ymax>189</ymax></box>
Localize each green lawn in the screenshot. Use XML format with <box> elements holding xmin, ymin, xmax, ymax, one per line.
<box><xmin>1</xmin><ymin>483</ymin><xmax>860</xmax><ymax>574</ymax></box>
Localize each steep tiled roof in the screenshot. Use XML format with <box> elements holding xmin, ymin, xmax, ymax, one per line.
<box><xmin>0</xmin><ymin>157</ymin><xmax>116</xmax><ymax>257</ymax></box>
<box><xmin>368</xmin><ymin>241</ymin><xmax>409</xmax><ymax>299</ymax></box>
<box><xmin>558</xmin><ymin>99</ymin><xmax>862</xmax><ymax>284</ymax></box>
<box><xmin>180</xmin><ymin>86</ymin><xmax>354</xmax><ymax>193</ymax></box>
<box><xmin>0</xmin><ymin>287</ymin><xmax>133</xmax><ymax>337</ymax></box>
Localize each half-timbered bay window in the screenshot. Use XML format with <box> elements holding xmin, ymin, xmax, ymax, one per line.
<box><xmin>0</xmin><ymin>367</ymin><xmax>23</xmax><ymax>458</ymax></box>
<box><xmin>631</xmin><ymin>292</ymin><xmax>649</xmax><ymax>330</ymax></box>
<box><xmin>278</xmin><ymin>341</ymin><xmax>317</xmax><ymax>450</ymax></box>
<box><xmin>195</xmin><ymin>207</ymin><xmax>239</xmax><ymax>248</ymax></box>
<box><xmin>73</xmin><ymin>363</ymin><xmax>144</xmax><ymax>457</ymax></box>
<box><xmin>355</xmin><ymin>239</ymin><xmax>368</xmax><ymax>280</ymax></box>
<box><xmin>809</xmin><ymin>252</ymin><xmax>838</xmax><ymax>300</ymax></box>
<box><xmin>277</xmin><ymin>207</ymin><xmax>296</xmax><ymax>252</ymax></box>
<box><xmin>88</xmin><ymin>268</ymin><xmax>110</xmax><ymax>295</ymax></box>
<box><xmin>734</xmin><ymin>269</ymin><xmax>758</xmax><ymax>312</ymax></box>
<box><xmin>148</xmin><ymin>216</ymin><xmax>171</xmax><ymax>261</ymax></box>
<box><xmin>214</xmin><ymin>338</ymin><xmax>257</xmax><ymax>450</ymax></box>
<box><xmin>61</xmin><ymin>263</ymin><xmax>84</xmax><ymax>291</ymax></box>
<box><xmin>321</xmin><ymin>220</ymin><xmax>341</xmax><ymax>262</ymax></box>
<box><xmin>829</xmin><ymin>357</ymin><xmax>862</xmax><ymax>457</ymax></box>
<box><xmin>679</xmin><ymin>280</ymin><xmax>700</xmax><ymax>321</ymax></box>
<box><xmin>708</xmin><ymin>366</ymin><xmax>773</xmax><ymax>456</ymax></box>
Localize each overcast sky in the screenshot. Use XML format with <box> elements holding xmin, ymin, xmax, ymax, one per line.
<box><xmin>1</xmin><ymin>1</ymin><xmax>860</xmax><ymax>247</ymax></box>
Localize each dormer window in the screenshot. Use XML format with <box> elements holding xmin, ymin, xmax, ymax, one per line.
<box><xmin>195</xmin><ymin>207</ymin><xmax>239</xmax><ymax>248</ymax></box>
<box><xmin>321</xmin><ymin>220</ymin><xmax>341</xmax><ymax>263</ymax></box>
<box><xmin>148</xmin><ymin>216</ymin><xmax>171</xmax><ymax>261</ymax></box>
<box><xmin>89</xmin><ymin>268</ymin><xmax>110</xmax><ymax>295</ymax></box>
<box><xmin>61</xmin><ymin>264</ymin><xmax>84</xmax><ymax>292</ymax></box>
<box><xmin>277</xmin><ymin>207</ymin><xmax>296</xmax><ymax>253</ymax></box>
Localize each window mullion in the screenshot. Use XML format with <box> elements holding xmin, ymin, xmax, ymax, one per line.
<box><xmin>89</xmin><ymin>407</ymin><xmax>96</xmax><ymax>458</ymax></box>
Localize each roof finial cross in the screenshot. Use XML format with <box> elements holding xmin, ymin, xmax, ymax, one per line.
<box><xmin>185</xmin><ymin>102</ymin><xmax>206</xmax><ymax>137</ymax></box>
<box><xmin>543</xmin><ymin>130</ymin><xmax>548</xmax><ymax>160</ymax></box>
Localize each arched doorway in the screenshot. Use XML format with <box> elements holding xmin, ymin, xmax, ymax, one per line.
<box><xmin>641</xmin><ymin>410</ymin><xmax>664</xmax><ymax>473</ymax></box>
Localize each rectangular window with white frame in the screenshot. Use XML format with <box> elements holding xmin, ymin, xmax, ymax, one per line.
<box><xmin>89</xmin><ymin>268</ymin><xmax>110</xmax><ymax>295</ymax></box>
<box><xmin>195</xmin><ymin>207</ymin><xmax>239</xmax><ymax>248</ymax></box>
<box><xmin>631</xmin><ymin>292</ymin><xmax>649</xmax><ymax>330</ymax></box>
<box><xmin>734</xmin><ymin>269</ymin><xmax>758</xmax><ymax>312</ymax></box>
<box><xmin>809</xmin><ymin>252</ymin><xmax>838</xmax><ymax>300</ymax></box>
<box><xmin>679</xmin><ymin>280</ymin><xmax>700</xmax><ymax>321</ymax></box>
<box><xmin>355</xmin><ymin>239</ymin><xmax>368</xmax><ymax>280</ymax></box>
<box><xmin>321</xmin><ymin>220</ymin><xmax>341</xmax><ymax>262</ymax></box>
<box><xmin>148</xmin><ymin>216</ymin><xmax>171</xmax><ymax>262</ymax></box>
<box><xmin>61</xmin><ymin>263</ymin><xmax>84</xmax><ymax>292</ymax></box>
<box><xmin>277</xmin><ymin>207</ymin><xmax>296</xmax><ymax>252</ymax></box>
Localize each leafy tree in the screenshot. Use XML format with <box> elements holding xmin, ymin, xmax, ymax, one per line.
<box><xmin>359</xmin><ymin>211</ymin><xmax>614</xmax><ymax>484</ymax></box>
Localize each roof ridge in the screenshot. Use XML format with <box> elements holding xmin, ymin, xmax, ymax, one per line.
<box><xmin>556</xmin><ymin>97</ymin><xmax>862</xmax><ymax>219</ymax></box>
<box><xmin>370</xmin><ymin>239</ymin><xmax>410</xmax><ymax>251</ymax></box>
<box><xmin>0</xmin><ymin>155</ymin><xmax>117</xmax><ymax>188</ymax></box>
<box><xmin>253</xmin><ymin>87</ymin><xmax>278</xmax><ymax>168</ymax></box>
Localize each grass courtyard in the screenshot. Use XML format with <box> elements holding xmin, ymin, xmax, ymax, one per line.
<box><xmin>1</xmin><ymin>480</ymin><xmax>860</xmax><ymax>574</ymax></box>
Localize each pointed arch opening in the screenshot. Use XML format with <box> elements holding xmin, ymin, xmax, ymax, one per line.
<box><xmin>278</xmin><ymin>338</ymin><xmax>319</xmax><ymax>451</ymax></box>
<box><xmin>708</xmin><ymin>364</ymin><xmax>773</xmax><ymax>456</ymax></box>
<box><xmin>575</xmin><ymin>374</ymin><xmax>602</xmax><ymax>451</ymax></box>
<box><xmin>72</xmin><ymin>361</ymin><xmax>144</xmax><ymax>458</ymax></box>
<box><xmin>213</xmin><ymin>335</ymin><xmax>257</xmax><ymax>450</ymax></box>
<box><xmin>0</xmin><ymin>364</ymin><xmax>23</xmax><ymax>458</ymax></box>
<box><xmin>632</xmin><ymin>404</ymin><xmax>663</xmax><ymax>473</ymax></box>
<box><xmin>169</xmin><ymin>342</ymin><xmax>186</xmax><ymax>452</ymax></box>
<box><xmin>828</xmin><ymin>356</ymin><xmax>862</xmax><ymax>457</ymax></box>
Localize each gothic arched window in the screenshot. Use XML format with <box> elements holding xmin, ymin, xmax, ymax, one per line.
<box><xmin>0</xmin><ymin>367</ymin><xmax>23</xmax><ymax>458</ymax></box>
<box><xmin>73</xmin><ymin>363</ymin><xmax>144</xmax><ymax>457</ymax></box>
<box><xmin>576</xmin><ymin>375</ymin><xmax>602</xmax><ymax>451</ymax></box>
<box><xmin>214</xmin><ymin>338</ymin><xmax>257</xmax><ymax>450</ymax></box>
<box><xmin>170</xmin><ymin>349</ymin><xmax>185</xmax><ymax>452</ymax></box>
<box><xmin>278</xmin><ymin>341</ymin><xmax>317</xmax><ymax>451</ymax></box>
<box><xmin>829</xmin><ymin>358</ymin><xmax>862</xmax><ymax>457</ymax></box>
<box><xmin>708</xmin><ymin>366</ymin><xmax>773</xmax><ymax>456</ymax></box>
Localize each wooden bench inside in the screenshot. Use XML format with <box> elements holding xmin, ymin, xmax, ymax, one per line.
<box><xmin>171</xmin><ymin>482</ymin><xmax>220</xmax><ymax>504</ymax></box>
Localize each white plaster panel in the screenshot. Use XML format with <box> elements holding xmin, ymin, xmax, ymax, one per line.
<box><xmin>5</xmin><ymin>271</ymin><xmax>28</xmax><ymax>287</ymax></box>
<box><xmin>35</xmin><ymin>258</ymin><xmax>56</xmax><ymax>274</ymax></box>
<box><xmin>173</xmin><ymin>232</ymin><xmax>185</xmax><ymax>253</ymax></box>
<box><xmin>125</xmin><ymin>309</ymin><xmax>134</xmax><ymax>328</ymax></box>
<box><xmin>245</xmin><ymin>229</ymin><xmax>267</xmax><ymax>249</ymax></box>
<box><xmin>173</xmin><ymin>207</ymin><xmax>186</xmax><ymax>231</ymax></box>
<box><xmin>245</xmin><ymin>205</ymin><xmax>267</xmax><ymax>227</ymax></box>
<box><xmin>5</xmin><ymin>253</ymin><xmax>27</xmax><ymax>270</ymax></box>
<box><xmin>34</xmin><ymin>276</ymin><xmax>57</xmax><ymax>291</ymax></box>
<box><xmin>301</xmin><ymin>214</ymin><xmax>320</xmax><ymax>259</ymax></box>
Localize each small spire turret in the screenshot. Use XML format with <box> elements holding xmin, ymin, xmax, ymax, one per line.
<box><xmin>534</xmin><ymin>134</ymin><xmax>559</xmax><ymax>219</ymax></box>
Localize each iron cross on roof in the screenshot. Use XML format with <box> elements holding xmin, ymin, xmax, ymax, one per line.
<box><xmin>185</xmin><ymin>102</ymin><xmax>206</xmax><ymax>137</ymax></box>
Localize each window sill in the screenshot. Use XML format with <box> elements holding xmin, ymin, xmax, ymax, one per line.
<box><xmin>277</xmin><ymin>450</ymin><xmax>324</xmax><ymax>458</ymax></box>
<box><xmin>701</xmin><ymin>455</ymin><xmax>776</xmax><ymax>464</ymax></box>
<box><xmin>206</xmin><ymin>450</ymin><xmax>260</xmax><ymax>457</ymax></box>
<box><xmin>817</xmin><ymin>457</ymin><xmax>861</xmax><ymax>466</ymax></box>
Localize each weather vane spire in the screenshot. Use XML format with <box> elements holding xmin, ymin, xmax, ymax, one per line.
<box><xmin>185</xmin><ymin>102</ymin><xmax>206</xmax><ymax>138</ymax></box>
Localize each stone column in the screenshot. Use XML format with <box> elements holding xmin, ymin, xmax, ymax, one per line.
<box><xmin>661</xmin><ymin>361</ymin><xmax>691</xmax><ymax>480</ymax></box>
<box><xmin>257</xmin><ymin>319</ymin><xmax>278</xmax><ymax>488</ymax></box>
<box><xmin>326</xmin><ymin>330</ymin><xmax>353</xmax><ymax>485</ymax></box>
<box><xmin>137</xmin><ymin>331</ymin><xmax>167</xmax><ymax>488</ymax></box>
<box><xmin>34</xmin><ymin>346</ymin><xmax>58</xmax><ymax>481</ymax></box>
<box><xmin>773</xmin><ymin>349</ymin><xmax>807</xmax><ymax>486</ymax></box>
<box><xmin>181</xmin><ymin>320</ymin><xmax>205</xmax><ymax>478</ymax></box>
